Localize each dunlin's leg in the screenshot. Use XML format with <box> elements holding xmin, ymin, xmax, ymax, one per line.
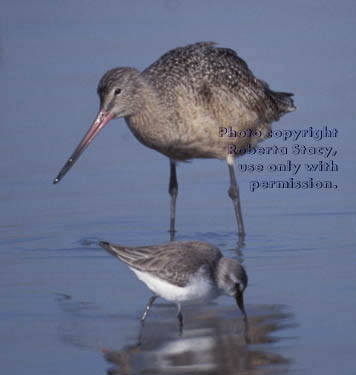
<box><xmin>177</xmin><ymin>303</ymin><xmax>183</xmax><ymax>335</ymax></box>
<box><xmin>141</xmin><ymin>295</ymin><xmax>157</xmax><ymax>324</ymax></box>
<box><xmin>169</xmin><ymin>159</ymin><xmax>178</xmax><ymax>238</ymax></box>
<box><xmin>138</xmin><ymin>296</ymin><xmax>158</xmax><ymax>345</ymax></box>
<box><xmin>227</xmin><ymin>155</ymin><xmax>245</xmax><ymax>236</ymax></box>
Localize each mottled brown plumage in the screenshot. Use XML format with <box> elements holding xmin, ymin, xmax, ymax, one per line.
<box><xmin>54</xmin><ymin>42</ymin><xmax>295</xmax><ymax>236</ymax></box>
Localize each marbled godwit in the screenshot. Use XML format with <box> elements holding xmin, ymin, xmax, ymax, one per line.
<box><xmin>99</xmin><ymin>240</ymin><xmax>248</xmax><ymax>333</ymax></box>
<box><xmin>54</xmin><ymin>42</ymin><xmax>295</xmax><ymax>236</ymax></box>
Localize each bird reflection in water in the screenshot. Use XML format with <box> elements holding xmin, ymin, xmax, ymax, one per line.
<box><xmin>103</xmin><ymin>305</ymin><xmax>292</xmax><ymax>375</ymax></box>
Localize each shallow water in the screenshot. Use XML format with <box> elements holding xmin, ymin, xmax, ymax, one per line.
<box><xmin>1</xmin><ymin>1</ymin><xmax>356</xmax><ymax>374</ymax></box>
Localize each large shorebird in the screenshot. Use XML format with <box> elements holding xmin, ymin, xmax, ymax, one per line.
<box><xmin>54</xmin><ymin>42</ymin><xmax>295</xmax><ymax>236</ymax></box>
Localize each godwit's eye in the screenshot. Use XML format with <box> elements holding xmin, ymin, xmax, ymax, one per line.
<box><xmin>114</xmin><ymin>88</ymin><xmax>122</xmax><ymax>95</ymax></box>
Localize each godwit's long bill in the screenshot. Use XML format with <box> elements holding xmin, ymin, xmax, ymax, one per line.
<box><xmin>53</xmin><ymin>111</ymin><xmax>112</xmax><ymax>183</ymax></box>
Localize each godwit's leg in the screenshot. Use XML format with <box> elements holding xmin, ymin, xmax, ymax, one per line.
<box><xmin>169</xmin><ymin>159</ymin><xmax>178</xmax><ymax>238</ymax></box>
<box><xmin>177</xmin><ymin>303</ymin><xmax>183</xmax><ymax>335</ymax></box>
<box><xmin>227</xmin><ymin>155</ymin><xmax>245</xmax><ymax>236</ymax></box>
<box><xmin>141</xmin><ymin>295</ymin><xmax>158</xmax><ymax>324</ymax></box>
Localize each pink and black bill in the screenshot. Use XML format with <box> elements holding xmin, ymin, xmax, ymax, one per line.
<box><xmin>53</xmin><ymin>111</ymin><xmax>112</xmax><ymax>184</ymax></box>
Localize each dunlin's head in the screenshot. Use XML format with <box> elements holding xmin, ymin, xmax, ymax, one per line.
<box><xmin>216</xmin><ymin>258</ymin><xmax>248</xmax><ymax>322</ymax></box>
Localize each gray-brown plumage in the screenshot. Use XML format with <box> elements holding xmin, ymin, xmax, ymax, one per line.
<box><xmin>99</xmin><ymin>240</ymin><xmax>248</xmax><ymax>331</ymax></box>
<box><xmin>54</xmin><ymin>42</ymin><xmax>295</xmax><ymax>236</ymax></box>
<box><xmin>100</xmin><ymin>240</ymin><xmax>223</xmax><ymax>288</ymax></box>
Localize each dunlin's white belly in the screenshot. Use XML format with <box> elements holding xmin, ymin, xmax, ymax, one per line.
<box><xmin>130</xmin><ymin>267</ymin><xmax>219</xmax><ymax>304</ymax></box>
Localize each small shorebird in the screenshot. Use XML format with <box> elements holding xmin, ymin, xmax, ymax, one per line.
<box><xmin>99</xmin><ymin>240</ymin><xmax>248</xmax><ymax>333</ymax></box>
<box><xmin>54</xmin><ymin>42</ymin><xmax>295</xmax><ymax>236</ymax></box>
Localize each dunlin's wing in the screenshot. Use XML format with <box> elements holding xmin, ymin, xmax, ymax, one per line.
<box><xmin>99</xmin><ymin>240</ymin><xmax>222</xmax><ymax>287</ymax></box>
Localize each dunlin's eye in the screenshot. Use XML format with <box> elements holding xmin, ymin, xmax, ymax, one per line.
<box><xmin>114</xmin><ymin>88</ymin><xmax>122</xmax><ymax>95</ymax></box>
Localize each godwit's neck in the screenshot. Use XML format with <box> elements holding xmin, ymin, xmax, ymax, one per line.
<box><xmin>125</xmin><ymin>77</ymin><xmax>172</xmax><ymax>147</ymax></box>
